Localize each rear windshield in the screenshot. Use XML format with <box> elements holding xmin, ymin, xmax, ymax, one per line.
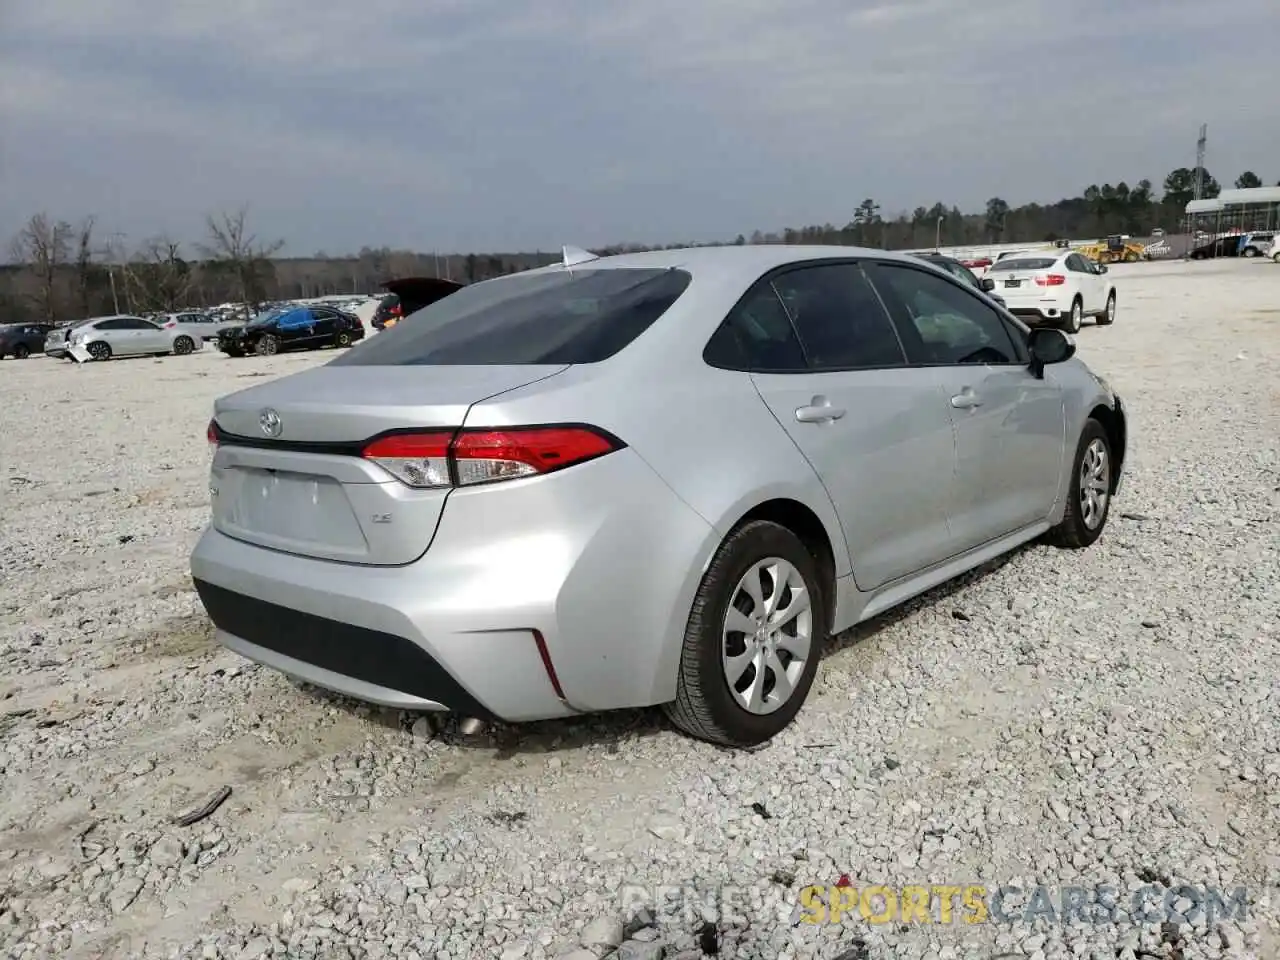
<box><xmin>989</xmin><ymin>258</ymin><xmax>1057</xmax><ymax>272</ymax></box>
<box><xmin>332</xmin><ymin>267</ymin><xmax>692</xmax><ymax>366</ymax></box>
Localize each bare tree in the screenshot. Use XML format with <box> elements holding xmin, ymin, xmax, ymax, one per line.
<box><xmin>9</xmin><ymin>213</ymin><xmax>73</xmax><ymax>323</ymax></box>
<box><xmin>121</xmin><ymin>236</ymin><xmax>196</xmax><ymax>312</ymax></box>
<box><xmin>73</xmin><ymin>216</ymin><xmax>97</xmax><ymax>316</ymax></box>
<box><xmin>197</xmin><ymin>207</ymin><xmax>284</xmax><ymax>310</ymax></box>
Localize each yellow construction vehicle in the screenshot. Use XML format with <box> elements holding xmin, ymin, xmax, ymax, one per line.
<box><xmin>1078</xmin><ymin>234</ymin><xmax>1146</xmax><ymax>264</ymax></box>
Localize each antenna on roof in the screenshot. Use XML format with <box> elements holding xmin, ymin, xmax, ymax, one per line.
<box><xmin>561</xmin><ymin>245</ymin><xmax>599</xmax><ymax>268</ymax></box>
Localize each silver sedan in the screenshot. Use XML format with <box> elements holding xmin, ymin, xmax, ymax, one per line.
<box><xmin>47</xmin><ymin>314</ymin><xmax>204</xmax><ymax>361</ymax></box>
<box><xmin>191</xmin><ymin>244</ymin><xmax>1127</xmax><ymax>746</ymax></box>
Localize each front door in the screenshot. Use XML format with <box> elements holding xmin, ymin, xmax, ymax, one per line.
<box><xmin>867</xmin><ymin>261</ymin><xmax>1067</xmax><ymax>553</ymax></box>
<box><xmin>738</xmin><ymin>261</ymin><xmax>957</xmax><ymax>590</ymax></box>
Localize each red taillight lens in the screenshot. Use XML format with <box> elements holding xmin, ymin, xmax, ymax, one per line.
<box><xmin>1035</xmin><ymin>274</ymin><xmax>1066</xmax><ymax>286</ymax></box>
<box><xmin>362</xmin><ymin>426</ymin><xmax>620</xmax><ymax>488</ymax></box>
<box><xmin>207</xmin><ymin>420</ymin><xmax>219</xmax><ymax>452</ymax></box>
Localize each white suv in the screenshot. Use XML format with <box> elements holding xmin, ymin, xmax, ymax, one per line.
<box><xmin>985</xmin><ymin>251</ymin><xmax>1118</xmax><ymax>333</ymax></box>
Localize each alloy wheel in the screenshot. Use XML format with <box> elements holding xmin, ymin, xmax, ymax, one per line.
<box><xmin>721</xmin><ymin>557</ymin><xmax>813</xmax><ymax>715</ymax></box>
<box><xmin>1079</xmin><ymin>437</ymin><xmax>1110</xmax><ymax>530</ymax></box>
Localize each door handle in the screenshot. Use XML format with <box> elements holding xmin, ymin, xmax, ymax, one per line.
<box><xmin>950</xmin><ymin>391</ymin><xmax>983</xmax><ymax>409</ymax></box>
<box><xmin>795</xmin><ymin>396</ymin><xmax>846</xmax><ymax>423</ymax></box>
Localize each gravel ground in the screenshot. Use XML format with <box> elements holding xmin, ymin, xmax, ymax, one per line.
<box><xmin>1</xmin><ymin>259</ymin><xmax>1278</xmax><ymax>960</ymax></box>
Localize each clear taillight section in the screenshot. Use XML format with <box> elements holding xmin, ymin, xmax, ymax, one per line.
<box><xmin>362</xmin><ymin>426</ymin><xmax>621</xmax><ymax>489</ymax></box>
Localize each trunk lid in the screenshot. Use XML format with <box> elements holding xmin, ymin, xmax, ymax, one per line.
<box><xmin>209</xmin><ymin>364</ymin><xmax>568</xmax><ymax>565</ymax></box>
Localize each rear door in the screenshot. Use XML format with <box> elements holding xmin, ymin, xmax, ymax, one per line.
<box><xmin>310</xmin><ymin>308</ymin><xmax>341</xmax><ymax>341</ymax></box>
<box><xmin>1065</xmin><ymin>254</ymin><xmax>1099</xmax><ymax>312</ymax></box>
<box><xmin>867</xmin><ymin>261</ymin><xmax>1066</xmax><ymax>550</ymax></box>
<box><xmin>742</xmin><ymin>261</ymin><xmax>957</xmax><ymax>590</ymax></box>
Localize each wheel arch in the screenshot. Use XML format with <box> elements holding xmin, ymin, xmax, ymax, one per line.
<box><xmin>722</xmin><ymin>497</ymin><xmax>839</xmax><ymax>633</ymax></box>
<box><xmin>1088</xmin><ymin>402</ymin><xmax>1125</xmax><ymax>493</ymax></box>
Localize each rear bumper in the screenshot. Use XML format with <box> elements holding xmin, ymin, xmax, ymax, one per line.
<box><xmin>189</xmin><ymin>448</ymin><xmax>719</xmax><ymax>722</ymax></box>
<box><xmin>1006</xmin><ymin>302</ymin><xmax>1066</xmax><ymax>323</ymax></box>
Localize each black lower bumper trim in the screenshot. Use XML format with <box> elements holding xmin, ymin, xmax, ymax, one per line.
<box><xmin>192</xmin><ymin>579</ymin><xmax>496</xmax><ymax>720</ymax></box>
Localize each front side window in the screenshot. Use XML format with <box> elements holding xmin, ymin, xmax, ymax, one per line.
<box><xmin>334</xmin><ymin>267</ymin><xmax>691</xmax><ymax>366</ymax></box>
<box><xmin>869</xmin><ymin>264</ymin><xmax>1022</xmax><ymax>366</ymax></box>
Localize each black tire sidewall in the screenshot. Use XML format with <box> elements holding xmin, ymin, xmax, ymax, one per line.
<box><xmin>256</xmin><ymin>336</ymin><xmax>278</xmax><ymax>356</ymax></box>
<box><xmin>88</xmin><ymin>342</ymin><xmax>110</xmax><ymax>360</ymax></box>
<box><xmin>337</xmin><ymin>332</ymin><xmax>352</xmax><ymax>346</ymax></box>
<box><xmin>14</xmin><ymin>345</ymin><xmax>30</xmax><ymax>359</ymax></box>
<box><xmin>1098</xmin><ymin>292</ymin><xmax>1116</xmax><ymax>325</ymax></box>
<box><xmin>1064</xmin><ymin>419</ymin><xmax>1112</xmax><ymax>546</ymax></box>
<box><xmin>174</xmin><ymin>336</ymin><xmax>193</xmax><ymax>354</ymax></box>
<box><xmin>682</xmin><ymin>522</ymin><xmax>826</xmax><ymax>746</ymax></box>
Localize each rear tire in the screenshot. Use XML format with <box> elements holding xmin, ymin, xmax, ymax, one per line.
<box><xmin>87</xmin><ymin>341</ymin><xmax>112</xmax><ymax>361</ymax></box>
<box><xmin>173</xmin><ymin>335</ymin><xmax>195</xmax><ymax>355</ymax></box>
<box><xmin>1096</xmin><ymin>291</ymin><xmax>1116</xmax><ymax>326</ymax></box>
<box><xmin>1062</xmin><ymin>297</ymin><xmax>1083</xmax><ymax>334</ymax></box>
<box><xmin>256</xmin><ymin>335</ymin><xmax>279</xmax><ymax>357</ymax></box>
<box><xmin>1242</xmin><ymin>247</ymin><xmax>1258</xmax><ymax>258</ymax></box>
<box><xmin>663</xmin><ymin>520</ymin><xmax>827</xmax><ymax>747</ymax></box>
<box><xmin>14</xmin><ymin>344</ymin><xmax>30</xmax><ymax>359</ymax></box>
<box><xmin>335</xmin><ymin>330</ymin><xmax>353</xmax><ymax>347</ymax></box>
<box><xmin>1046</xmin><ymin>419</ymin><xmax>1112</xmax><ymax>549</ymax></box>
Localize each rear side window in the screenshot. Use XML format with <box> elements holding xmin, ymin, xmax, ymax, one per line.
<box><xmin>771</xmin><ymin>263</ymin><xmax>905</xmax><ymax>370</ymax></box>
<box><xmin>334</xmin><ymin>268</ymin><xmax>691</xmax><ymax>365</ymax></box>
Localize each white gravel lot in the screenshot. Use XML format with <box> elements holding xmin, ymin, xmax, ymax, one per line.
<box><xmin>1</xmin><ymin>259</ymin><xmax>1278</xmax><ymax>960</ymax></box>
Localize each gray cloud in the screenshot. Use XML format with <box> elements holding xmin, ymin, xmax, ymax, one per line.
<box><xmin>2</xmin><ymin>0</ymin><xmax>1277</xmax><ymax>253</ymax></box>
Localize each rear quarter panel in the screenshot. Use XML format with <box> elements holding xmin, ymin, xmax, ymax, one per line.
<box><xmin>467</xmin><ymin>361</ymin><xmax>849</xmax><ymax>707</ymax></box>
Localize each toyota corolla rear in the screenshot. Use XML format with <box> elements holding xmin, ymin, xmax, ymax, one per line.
<box><xmin>985</xmin><ymin>256</ymin><xmax>1068</xmax><ymax>322</ymax></box>
<box><xmin>190</xmin><ymin>264</ymin><xmax>720</xmax><ymax>722</ymax></box>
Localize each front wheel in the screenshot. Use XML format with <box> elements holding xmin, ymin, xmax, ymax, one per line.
<box><xmin>1096</xmin><ymin>291</ymin><xmax>1116</xmax><ymax>326</ymax></box>
<box><xmin>664</xmin><ymin>520</ymin><xmax>826</xmax><ymax>747</ymax></box>
<box><xmin>1046</xmin><ymin>419</ymin><xmax>1113</xmax><ymax>549</ymax></box>
<box><xmin>255</xmin><ymin>335</ymin><xmax>279</xmax><ymax>357</ymax></box>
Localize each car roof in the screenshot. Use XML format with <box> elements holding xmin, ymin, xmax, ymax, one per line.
<box><xmin>517</xmin><ymin>244</ymin><xmax>929</xmax><ymax>289</ymax></box>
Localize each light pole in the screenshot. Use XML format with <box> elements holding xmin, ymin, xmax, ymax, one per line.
<box><xmin>935</xmin><ymin>216</ymin><xmax>944</xmax><ymax>251</ymax></box>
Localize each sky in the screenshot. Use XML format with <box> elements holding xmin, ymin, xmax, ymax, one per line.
<box><xmin>2</xmin><ymin>0</ymin><xmax>1278</xmax><ymax>255</ymax></box>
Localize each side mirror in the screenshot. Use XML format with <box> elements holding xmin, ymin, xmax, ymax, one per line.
<box><xmin>1096</xmin><ymin>264</ymin><xmax>1109</xmax><ymax>274</ymax></box>
<box><xmin>980</xmin><ymin>277</ymin><xmax>996</xmax><ymax>292</ymax></box>
<box><xmin>1027</xmin><ymin>328</ymin><xmax>1075</xmax><ymax>377</ymax></box>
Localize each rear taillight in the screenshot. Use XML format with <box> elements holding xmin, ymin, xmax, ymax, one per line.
<box><xmin>1035</xmin><ymin>274</ymin><xmax>1066</xmax><ymax>286</ymax></box>
<box><xmin>362</xmin><ymin>425</ymin><xmax>621</xmax><ymax>488</ymax></box>
<box><xmin>164</xmin><ymin>321</ymin><xmax>177</xmax><ymax>328</ymax></box>
<box><xmin>207</xmin><ymin>420</ymin><xmax>219</xmax><ymax>453</ymax></box>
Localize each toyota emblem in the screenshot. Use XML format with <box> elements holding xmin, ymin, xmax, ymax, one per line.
<box><xmin>259</xmin><ymin>408</ymin><xmax>282</xmax><ymax>438</ymax></box>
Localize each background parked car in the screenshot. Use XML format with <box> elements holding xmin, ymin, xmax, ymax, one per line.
<box><xmin>372</xmin><ymin>278</ymin><xmax>465</xmax><ymax>329</ymax></box>
<box><xmin>371</xmin><ymin>294</ymin><xmax>403</xmax><ymax>330</ymax></box>
<box><xmin>217</xmin><ymin>305</ymin><xmax>364</xmax><ymax>357</ymax></box>
<box><xmin>1238</xmin><ymin>231</ymin><xmax>1275</xmax><ymax>258</ymax></box>
<box><xmin>985</xmin><ymin>250</ymin><xmax>1117</xmax><ymax>332</ymax></box>
<box><xmin>0</xmin><ymin>322</ymin><xmax>54</xmax><ymax>359</ymax></box>
<box><xmin>45</xmin><ymin>314</ymin><xmax>204</xmax><ymax>361</ymax></box>
<box><xmin>910</xmin><ymin>252</ymin><xmax>1006</xmax><ymax>307</ymax></box>
<box><xmin>161</xmin><ymin>311</ymin><xmax>245</xmax><ymax>341</ymax></box>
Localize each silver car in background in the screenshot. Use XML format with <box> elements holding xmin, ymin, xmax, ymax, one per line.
<box><xmin>162</xmin><ymin>311</ymin><xmax>245</xmax><ymax>341</ymax></box>
<box><xmin>46</xmin><ymin>314</ymin><xmax>204</xmax><ymax>361</ymax></box>
<box><xmin>192</xmin><ymin>245</ymin><xmax>1127</xmax><ymax>747</ymax></box>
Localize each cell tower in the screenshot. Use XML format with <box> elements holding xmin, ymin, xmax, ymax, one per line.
<box><xmin>1193</xmin><ymin>123</ymin><xmax>1207</xmax><ymax>200</ymax></box>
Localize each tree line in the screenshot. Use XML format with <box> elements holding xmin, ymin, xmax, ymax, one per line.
<box><xmin>3</xmin><ymin>166</ymin><xmax>1275</xmax><ymax>325</ymax></box>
